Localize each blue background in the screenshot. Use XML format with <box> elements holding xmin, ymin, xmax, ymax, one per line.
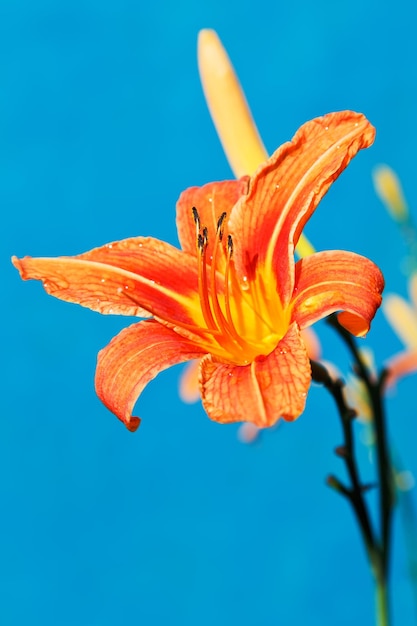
<box><xmin>2</xmin><ymin>0</ymin><xmax>417</xmax><ymax>624</ymax></box>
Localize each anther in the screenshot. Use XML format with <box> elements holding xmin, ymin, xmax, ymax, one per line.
<box><xmin>192</xmin><ymin>207</ymin><xmax>200</xmax><ymax>227</ymax></box>
<box><xmin>216</xmin><ymin>212</ymin><xmax>227</xmax><ymax>240</ymax></box>
<box><xmin>227</xmin><ymin>234</ymin><xmax>234</xmax><ymax>257</ymax></box>
<box><xmin>202</xmin><ymin>227</ymin><xmax>208</xmax><ymax>247</ymax></box>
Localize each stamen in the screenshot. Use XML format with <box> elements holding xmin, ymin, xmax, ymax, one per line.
<box><xmin>227</xmin><ymin>234</ymin><xmax>233</xmax><ymax>257</ymax></box>
<box><xmin>209</xmin><ymin>219</ymin><xmax>232</xmax><ymax>337</ymax></box>
<box><xmin>209</xmin><ymin>228</ymin><xmax>247</xmax><ymax>350</ymax></box>
<box><xmin>224</xmin><ymin>240</ymin><xmax>235</xmax><ymax>330</ymax></box>
<box><xmin>192</xmin><ymin>207</ymin><xmax>201</xmax><ymax>254</ymax></box>
<box><xmin>216</xmin><ymin>212</ymin><xmax>227</xmax><ymax>240</ymax></box>
<box><xmin>192</xmin><ymin>206</ymin><xmax>200</xmax><ymax>227</ymax></box>
<box><xmin>197</xmin><ymin>229</ymin><xmax>218</xmax><ymax>331</ymax></box>
<box><xmin>226</xmin><ymin>238</ymin><xmax>277</xmax><ymax>337</ymax></box>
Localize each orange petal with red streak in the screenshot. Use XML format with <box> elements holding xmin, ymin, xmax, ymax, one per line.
<box><xmin>95</xmin><ymin>320</ymin><xmax>206</xmax><ymax>430</ymax></box>
<box><xmin>228</xmin><ymin>111</ymin><xmax>376</xmax><ymax>304</ymax></box>
<box><xmin>12</xmin><ymin>237</ymin><xmax>200</xmax><ymax>326</ymax></box>
<box><xmin>292</xmin><ymin>250</ymin><xmax>384</xmax><ymax>336</ymax></box>
<box><xmin>199</xmin><ymin>323</ymin><xmax>311</xmax><ymax>427</ymax></box>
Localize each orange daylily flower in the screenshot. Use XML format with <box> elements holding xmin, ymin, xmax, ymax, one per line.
<box><xmin>12</xmin><ymin>111</ymin><xmax>384</xmax><ymax>432</ymax></box>
<box><xmin>179</xmin><ymin>29</ymin><xmax>320</xmax><ymax>407</ymax></box>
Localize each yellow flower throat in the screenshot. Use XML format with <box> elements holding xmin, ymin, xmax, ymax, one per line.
<box><xmin>192</xmin><ymin>208</ymin><xmax>289</xmax><ymax>365</ymax></box>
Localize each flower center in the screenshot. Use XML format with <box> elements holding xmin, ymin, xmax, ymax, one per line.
<box><xmin>192</xmin><ymin>208</ymin><xmax>289</xmax><ymax>365</ymax></box>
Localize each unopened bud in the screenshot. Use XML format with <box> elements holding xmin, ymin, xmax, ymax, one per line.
<box><xmin>334</xmin><ymin>445</ymin><xmax>348</xmax><ymax>458</ymax></box>
<box><xmin>326</xmin><ymin>475</ymin><xmax>349</xmax><ymax>495</ymax></box>
<box><xmin>373</xmin><ymin>165</ymin><xmax>408</xmax><ymax>223</ymax></box>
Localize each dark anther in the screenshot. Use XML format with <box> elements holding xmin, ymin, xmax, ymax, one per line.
<box><xmin>216</xmin><ymin>212</ymin><xmax>227</xmax><ymax>240</ymax></box>
<box><xmin>227</xmin><ymin>234</ymin><xmax>234</xmax><ymax>257</ymax></box>
<box><xmin>192</xmin><ymin>207</ymin><xmax>200</xmax><ymax>227</ymax></box>
<box><xmin>202</xmin><ymin>227</ymin><xmax>208</xmax><ymax>246</ymax></box>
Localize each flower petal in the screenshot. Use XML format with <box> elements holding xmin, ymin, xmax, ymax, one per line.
<box><xmin>12</xmin><ymin>237</ymin><xmax>202</xmax><ymax>326</ymax></box>
<box><xmin>300</xmin><ymin>327</ymin><xmax>321</xmax><ymax>361</ymax></box>
<box><xmin>199</xmin><ymin>323</ymin><xmax>310</xmax><ymax>427</ymax></box>
<box><xmin>292</xmin><ymin>250</ymin><xmax>384</xmax><ymax>336</ymax></box>
<box><xmin>383</xmin><ymin>293</ymin><xmax>417</xmax><ymax>349</ymax></box>
<box><xmin>179</xmin><ymin>360</ymin><xmax>201</xmax><ymax>403</ymax></box>
<box><xmin>197</xmin><ymin>29</ymin><xmax>268</xmax><ymax>178</ymax></box>
<box><xmin>384</xmin><ymin>350</ymin><xmax>417</xmax><ymax>388</ymax></box>
<box><xmin>95</xmin><ymin>320</ymin><xmax>206</xmax><ymax>431</ymax></box>
<box><xmin>228</xmin><ymin>111</ymin><xmax>376</xmax><ymax>304</ymax></box>
<box><xmin>176</xmin><ymin>179</ymin><xmax>249</xmax><ymax>263</ymax></box>
<box><xmin>237</xmin><ymin>422</ymin><xmax>261</xmax><ymax>444</ymax></box>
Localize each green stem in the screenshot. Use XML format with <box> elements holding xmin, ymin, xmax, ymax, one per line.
<box><xmin>375</xmin><ymin>570</ymin><xmax>390</xmax><ymax>626</ymax></box>
<box><xmin>370</xmin><ymin>376</ymin><xmax>394</xmax><ymax>576</ymax></box>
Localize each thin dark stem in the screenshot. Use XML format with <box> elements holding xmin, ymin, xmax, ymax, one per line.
<box><xmin>325</xmin><ymin>315</ymin><xmax>394</xmax><ymax>624</ymax></box>
<box><xmin>371</xmin><ymin>375</ymin><xmax>394</xmax><ymax>575</ymax></box>
<box><xmin>310</xmin><ymin>361</ymin><xmax>376</xmax><ymax>559</ymax></box>
<box><xmin>327</xmin><ymin>316</ymin><xmax>395</xmax><ymax>575</ymax></box>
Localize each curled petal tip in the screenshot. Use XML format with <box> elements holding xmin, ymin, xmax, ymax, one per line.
<box><xmin>11</xmin><ymin>255</ymin><xmax>23</xmax><ymax>273</ymax></box>
<box><xmin>125</xmin><ymin>416</ymin><xmax>141</xmax><ymax>432</ymax></box>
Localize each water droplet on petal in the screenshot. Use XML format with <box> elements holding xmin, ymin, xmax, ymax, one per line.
<box><xmin>241</xmin><ymin>277</ymin><xmax>250</xmax><ymax>291</ymax></box>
